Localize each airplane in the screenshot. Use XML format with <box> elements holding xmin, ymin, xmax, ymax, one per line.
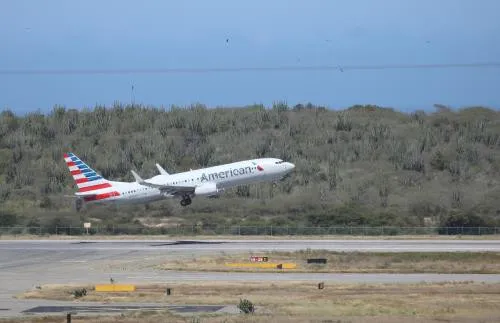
<box><xmin>64</xmin><ymin>152</ymin><xmax>295</xmax><ymax>210</ymax></box>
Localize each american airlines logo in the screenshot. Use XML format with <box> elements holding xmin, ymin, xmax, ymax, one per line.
<box><xmin>200</xmin><ymin>164</ymin><xmax>263</xmax><ymax>182</ymax></box>
<box><xmin>252</xmin><ymin>161</ymin><xmax>264</xmax><ymax>171</ymax></box>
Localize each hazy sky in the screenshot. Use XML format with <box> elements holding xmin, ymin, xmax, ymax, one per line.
<box><xmin>1</xmin><ymin>0</ymin><xmax>500</xmax><ymax>114</ymax></box>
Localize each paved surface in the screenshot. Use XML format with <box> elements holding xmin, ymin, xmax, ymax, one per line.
<box><xmin>1</xmin><ymin>239</ymin><xmax>500</xmax><ymax>318</ymax></box>
<box><xmin>23</xmin><ymin>304</ymin><xmax>227</xmax><ymax>314</ymax></box>
<box><xmin>2</xmin><ymin>238</ymin><xmax>500</xmax><ymax>253</ymax></box>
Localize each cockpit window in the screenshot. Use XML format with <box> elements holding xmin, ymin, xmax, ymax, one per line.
<box><xmin>275</xmin><ymin>160</ymin><xmax>284</xmax><ymax>164</ymax></box>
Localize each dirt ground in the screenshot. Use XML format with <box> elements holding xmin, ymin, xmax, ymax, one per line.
<box><xmin>12</xmin><ymin>281</ymin><xmax>500</xmax><ymax>323</ymax></box>
<box><xmin>156</xmin><ymin>250</ymin><xmax>500</xmax><ymax>274</ymax></box>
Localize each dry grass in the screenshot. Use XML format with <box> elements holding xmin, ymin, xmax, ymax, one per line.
<box><xmin>1</xmin><ymin>234</ymin><xmax>500</xmax><ymax>240</ymax></box>
<box><xmin>12</xmin><ymin>281</ymin><xmax>500</xmax><ymax>323</ymax></box>
<box><xmin>155</xmin><ymin>250</ymin><xmax>500</xmax><ymax>274</ymax></box>
<box><xmin>3</xmin><ymin>316</ymin><xmax>500</xmax><ymax>323</ymax></box>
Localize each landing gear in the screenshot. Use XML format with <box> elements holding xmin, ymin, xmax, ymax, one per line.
<box><xmin>180</xmin><ymin>195</ymin><xmax>192</xmax><ymax>207</ymax></box>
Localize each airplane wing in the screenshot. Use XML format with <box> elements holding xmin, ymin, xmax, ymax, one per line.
<box><xmin>131</xmin><ymin>170</ymin><xmax>195</xmax><ymax>196</ymax></box>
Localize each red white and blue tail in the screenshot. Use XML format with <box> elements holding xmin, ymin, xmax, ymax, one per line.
<box><xmin>64</xmin><ymin>152</ymin><xmax>112</xmax><ymax>193</ymax></box>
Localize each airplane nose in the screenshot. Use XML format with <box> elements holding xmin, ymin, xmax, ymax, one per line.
<box><xmin>287</xmin><ymin>162</ymin><xmax>295</xmax><ymax>170</ymax></box>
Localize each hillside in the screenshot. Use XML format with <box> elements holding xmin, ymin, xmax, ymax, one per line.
<box><xmin>1</xmin><ymin>103</ymin><xmax>500</xmax><ymax>232</ymax></box>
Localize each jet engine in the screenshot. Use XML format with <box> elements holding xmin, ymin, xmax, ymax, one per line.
<box><xmin>195</xmin><ymin>182</ymin><xmax>223</xmax><ymax>197</ymax></box>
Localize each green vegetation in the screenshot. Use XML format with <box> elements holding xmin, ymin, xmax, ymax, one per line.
<box><xmin>1</xmin><ymin>102</ymin><xmax>500</xmax><ymax>231</ymax></box>
<box><xmin>72</xmin><ymin>288</ymin><xmax>87</xmax><ymax>298</ymax></box>
<box><xmin>238</xmin><ymin>299</ymin><xmax>255</xmax><ymax>314</ymax></box>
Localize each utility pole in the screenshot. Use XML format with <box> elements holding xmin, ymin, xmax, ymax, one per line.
<box><xmin>131</xmin><ymin>84</ymin><xmax>135</xmax><ymax>105</ymax></box>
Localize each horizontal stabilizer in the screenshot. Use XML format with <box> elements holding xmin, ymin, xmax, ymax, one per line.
<box><xmin>74</xmin><ymin>192</ymin><xmax>98</xmax><ymax>198</ymax></box>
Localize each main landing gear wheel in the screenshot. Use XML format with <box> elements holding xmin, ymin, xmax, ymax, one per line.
<box><xmin>180</xmin><ymin>195</ymin><xmax>192</xmax><ymax>207</ymax></box>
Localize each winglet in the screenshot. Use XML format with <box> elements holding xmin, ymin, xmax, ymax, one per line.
<box><xmin>131</xmin><ymin>170</ymin><xmax>145</xmax><ymax>184</ymax></box>
<box><xmin>155</xmin><ymin>163</ymin><xmax>169</xmax><ymax>175</ymax></box>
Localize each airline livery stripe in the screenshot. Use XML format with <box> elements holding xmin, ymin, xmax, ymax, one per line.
<box><xmin>83</xmin><ymin>191</ymin><xmax>120</xmax><ymax>202</ymax></box>
<box><xmin>78</xmin><ymin>183</ymin><xmax>112</xmax><ymax>192</ymax></box>
<box><xmin>75</xmin><ymin>178</ymin><xmax>89</xmax><ymax>184</ymax></box>
<box><xmin>65</xmin><ymin>153</ymin><xmax>111</xmax><ymax>190</ymax></box>
<box><xmin>78</xmin><ymin>179</ymin><xmax>106</xmax><ymax>187</ymax></box>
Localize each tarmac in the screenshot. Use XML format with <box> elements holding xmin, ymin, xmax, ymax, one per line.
<box><xmin>1</xmin><ymin>239</ymin><xmax>499</xmax><ymax>318</ymax></box>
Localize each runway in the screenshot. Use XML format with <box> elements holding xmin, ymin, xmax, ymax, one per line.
<box><xmin>1</xmin><ymin>238</ymin><xmax>500</xmax><ymax>253</ymax></box>
<box><xmin>1</xmin><ymin>239</ymin><xmax>499</xmax><ymax>317</ymax></box>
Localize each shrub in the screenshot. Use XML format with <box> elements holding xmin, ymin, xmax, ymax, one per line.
<box><xmin>238</xmin><ymin>298</ymin><xmax>255</xmax><ymax>314</ymax></box>
<box><xmin>440</xmin><ymin>210</ymin><xmax>488</xmax><ymax>228</ymax></box>
<box><xmin>0</xmin><ymin>210</ymin><xmax>17</xmax><ymax>226</ymax></box>
<box><xmin>72</xmin><ymin>288</ymin><xmax>87</xmax><ymax>298</ymax></box>
<box><xmin>430</xmin><ymin>150</ymin><xmax>447</xmax><ymax>171</ymax></box>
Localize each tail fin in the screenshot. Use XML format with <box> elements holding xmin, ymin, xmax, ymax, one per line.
<box><xmin>64</xmin><ymin>152</ymin><xmax>112</xmax><ymax>192</ymax></box>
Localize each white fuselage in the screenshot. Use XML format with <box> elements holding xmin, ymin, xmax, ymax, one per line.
<box><xmin>82</xmin><ymin>158</ymin><xmax>294</xmax><ymax>206</ymax></box>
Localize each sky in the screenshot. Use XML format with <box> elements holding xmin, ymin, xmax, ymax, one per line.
<box><xmin>1</xmin><ymin>0</ymin><xmax>500</xmax><ymax>114</ymax></box>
